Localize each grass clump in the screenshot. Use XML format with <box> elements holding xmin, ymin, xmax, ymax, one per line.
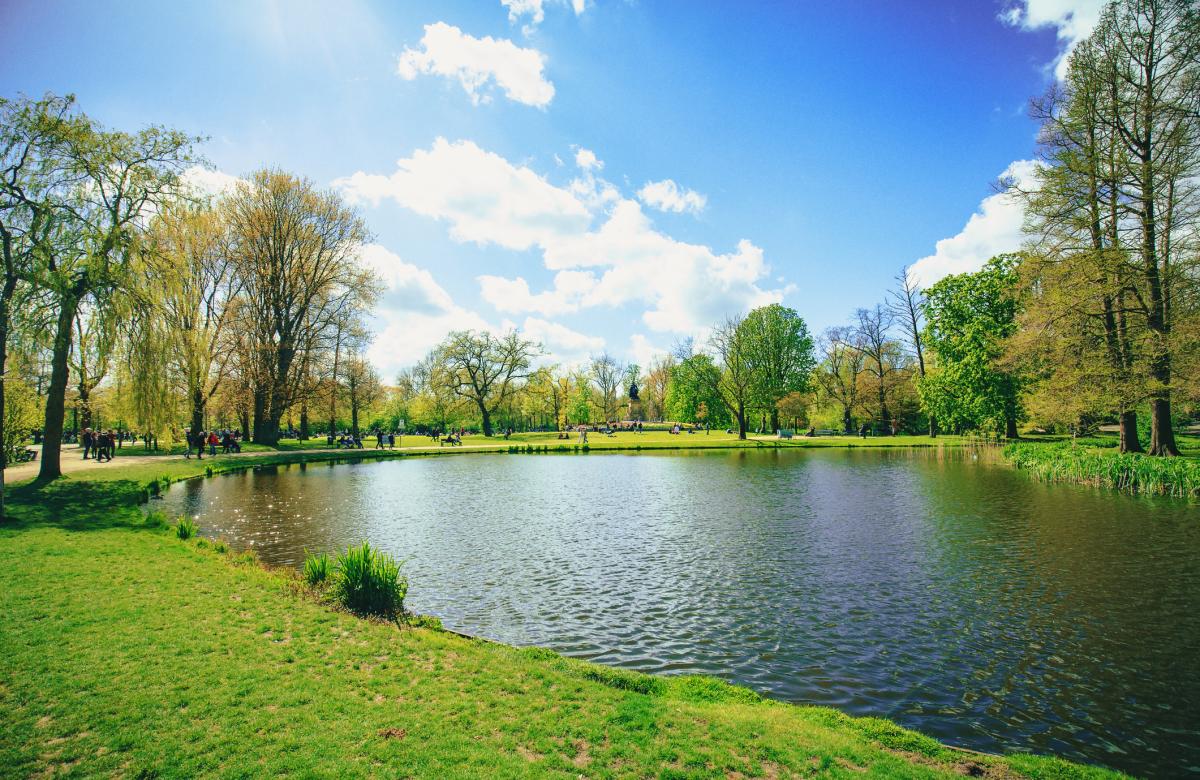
<box><xmin>175</xmin><ymin>516</ymin><xmax>198</xmax><ymax>540</ymax></box>
<box><xmin>1005</xmin><ymin>442</ymin><xmax>1200</xmax><ymax>498</ymax></box>
<box><xmin>302</xmin><ymin>550</ymin><xmax>332</xmax><ymax>587</ymax></box>
<box><xmin>333</xmin><ymin>541</ymin><xmax>408</xmax><ymax>618</ymax></box>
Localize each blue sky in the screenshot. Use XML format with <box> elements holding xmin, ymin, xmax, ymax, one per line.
<box><xmin>0</xmin><ymin>0</ymin><xmax>1104</xmax><ymax>376</ymax></box>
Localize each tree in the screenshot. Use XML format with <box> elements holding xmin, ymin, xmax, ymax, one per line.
<box><xmin>0</xmin><ymin>93</ymin><xmax>80</xmax><ymax>513</ymax></box>
<box><xmin>850</xmin><ymin>304</ymin><xmax>902</xmax><ymax>432</ymax></box>
<box><xmin>741</xmin><ymin>303</ymin><xmax>816</xmax><ymax>432</ymax></box>
<box><xmin>643</xmin><ymin>355</ymin><xmax>674</xmax><ymax>421</ymax></box>
<box><xmin>343</xmin><ymin>348</ymin><xmax>381</xmax><ymax>438</ymax></box>
<box><xmin>889</xmin><ymin>267</ymin><xmax>936</xmax><ymax>436</ymax></box>
<box><xmin>26</xmin><ymin>106</ymin><xmax>198</xmax><ymax>480</ymax></box>
<box><xmin>711</xmin><ymin>315</ymin><xmax>754</xmax><ymax>439</ymax></box>
<box><xmin>776</xmin><ymin>391</ymin><xmax>811</xmax><ymax>431</ymax></box>
<box><xmin>815</xmin><ymin>327</ymin><xmax>866</xmax><ymax>434</ymax></box>
<box><xmin>589</xmin><ymin>351</ymin><xmax>623</xmax><ymax>423</ymax></box>
<box><xmin>435</xmin><ymin>330</ymin><xmax>539</xmax><ymax>436</ymax></box>
<box><xmin>146</xmin><ymin>202</ymin><xmax>240</xmax><ymax>437</ymax></box>
<box><xmin>664</xmin><ymin>352</ymin><xmax>726</xmax><ymax>427</ymax></box>
<box><xmin>921</xmin><ymin>255</ymin><xmax>1024</xmax><ymax>438</ymax></box>
<box><xmin>224</xmin><ymin>169</ymin><xmax>375</xmax><ymax>445</ymax></box>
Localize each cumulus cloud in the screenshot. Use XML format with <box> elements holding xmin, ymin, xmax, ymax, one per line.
<box><xmin>628</xmin><ymin>333</ymin><xmax>669</xmax><ymax>369</ymax></box>
<box><xmin>574</xmin><ymin>147</ymin><xmax>602</xmax><ymax>171</ymax></box>
<box><xmin>356</xmin><ymin>243</ymin><xmax>492</xmax><ymax>376</ymax></box>
<box><xmin>335</xmin><ymin>138</ymin><xmax>591</xmax><ymax>250</ymax></box>
<box><xmin>181</xmin><ymin>166</ymin><xmax>243</xmax><ymax>198</ymax></box>
<box><xmin>397</xmin><ymin>22</ymin><xmax>555</xmax><ymax>107</ymax></box>
<box><xmin>339</xmin><ymin>139</ymin><xmax>788</xmax><ymax>344</ymax></box>
<box><xmin>1000</xmin><ymin>0</ymin><xmax>1107</xmax><ymax>79</ymax></box>
<box><xmin>907</xmin><ymin>160</ymin><xmax>1039</xmax><ymax>287</ymax></box>
<box><xmin>519</xmin><ymin>316</ymin><xmax>604</xmax><ymax>366</ymax></box>
<box><xmin>502</xmin><ymin>0</ymin><xmax>588</xmax><ymax>31</ymax></box>
<box><xmin>637</xmin><ymin>179</ymin><xmax>707</xmax><ymax>215</ymax></box>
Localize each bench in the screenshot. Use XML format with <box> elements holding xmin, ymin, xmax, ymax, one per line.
<box><xmin>778</xmin><ymin>429</ymin><xmax>794</xmax><ymax>439</ymax></box>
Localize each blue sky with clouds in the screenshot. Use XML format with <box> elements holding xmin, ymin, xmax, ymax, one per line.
<box><xmin>0</xmin><ymin>0</ymin><xmax>1105</xmax><ymax>376</ymax></box>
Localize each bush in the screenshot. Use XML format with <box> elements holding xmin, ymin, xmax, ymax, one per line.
<box><xmin>303</xmin><ymin>550</ymin><xmax>332</xmax><ymax>587</ymax></box>
<box><xmin>333</xmin><ymin>542</ymin><xmax>408</xmax><ymax>618</ymax></box>
<box><xmin>212</xmin><ymin>539</ymin><xmax>229</xmax><ymax>554</ymax></box>
<box><xmin>143</xmin><ymin>510</ymin><xmax>170</xmax><ymax>529</ymax></box>
<box><xmin>175</xmin><ymin>516</ymin><xmax>198</xmax><ymax>540</ymax></box>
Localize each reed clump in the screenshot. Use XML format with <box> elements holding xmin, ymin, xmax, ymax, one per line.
<box><xmin>1004</xmin><ymin>442</ymin><xmax>1200</xmax><ymax>498</ymax></box>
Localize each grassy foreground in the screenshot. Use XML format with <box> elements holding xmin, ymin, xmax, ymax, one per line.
<box><xmin>1</xmin><ymin>451</ymin><xmax>1121</xmax><ymax>778</ymax></box>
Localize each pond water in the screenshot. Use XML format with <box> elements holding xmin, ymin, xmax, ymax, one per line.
<box><xmin>159</xmin><ymin>449</ymin><xmax>1200</xmax><ymax>777</ymax></box>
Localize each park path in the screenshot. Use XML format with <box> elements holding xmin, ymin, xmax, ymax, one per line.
<box><xmin>3</xmin><ymin>441</ymin><xmax>505</xmax><ymax>481</ymax></box>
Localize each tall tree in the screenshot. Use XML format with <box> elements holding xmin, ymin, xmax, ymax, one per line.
<box><xmin>343</xmin><ymin>348</ymin><xmax>381</xmax><ymax>439</ymax></box>
<box><xmin>741</xmin><ymin>303</ymin><xmax>816</xmax><ymax>433</ymax></box>
<box><xmin>589</xmin><ymin>351</ymin><xmax>623</xmax><ymax>423</ymax></box>
<box><xmin>224</xmin><ymin>170</ymin><xmax>374</xmax><ymax>445</ymax></box>
<box><xmin>711</xmin><ymin>315</ymin><xmax>754</xmax><ymax>439</ymax></box>
<box><xmin>850</xmin><ymin>304</ymin><xmax>900</xmax><ymax>432</ymax></box>
<box><xmin>28</xmin><ymin>107</ymin><xmax>197</xmax><ymax>480</ymax></box>
<box><xmin>815</xmin><ymin>327</ymin><xmax>865</xmax><ymax>434</ymax></box>
<box><xmin>889</xmin><ymin>267</ymin><xmax>936</xmax><ymax>436</ymax></box>
<box><xmin>435</xmin><ymin>330</ymin><xmax>539</xmax><ymax>436</ymax></box>
<box><xmin>921</xmin><ymin>255</ymin><xmax>1024</xmax><ymax>438</ymax></box>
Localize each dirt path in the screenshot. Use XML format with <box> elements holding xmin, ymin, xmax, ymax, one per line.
<box><xmin>3</xmin><ymin>441</ymin><xmax>507</xmax><ymax>481</ymax></box>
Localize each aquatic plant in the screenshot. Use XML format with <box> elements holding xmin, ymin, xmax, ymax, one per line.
<box><xmin>175</xmin><ymin>516</ymin><xmax>198</xmax><ymax>540</ymax></box>
<box><xmin>303</xmin><ymin>550</ymin><xmax>332</xmax><ymax>587</ymax></box>
<box><xmin>333</xmin><ymin>542</ymin><xmax>408</xmax><ymax>618</ymax></box>
<box><xmin>1004</xmin><ymin>442</ymin><xmax>1200</xmax><ymax>498</ymax></box>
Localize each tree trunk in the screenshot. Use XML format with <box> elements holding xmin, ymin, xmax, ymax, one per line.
<box><xmin>350</xmin><ymin>402</ymin><xmax>359</xmax><ymax>439</ymax></box>
<box><xmin>928</xmin><ymin>415</ymin><xmax>937</xmax><ymax>438</ymax></box>
<box><xmin>38</xmin><ymin>288</ymin><xmax>82</xmax><ymax>481</ymax></box>
<box><xmin>1005</xmin><ymin>416</ymin><xmax>1019</xmax><ymax>440</ymax></box>
<box><xmin>770</xmin><ymin>408</ymin><xmax>779</xmax><ymax>433</ymax></box>
<box><xmin>0</xmin><ymin>279</ymin><xmax>11</xmax><ymax>520</ymax></box>
<box><xmin>1148</xmin><ymin>396</ymin><xmax>1178</xmax><ymax>457</ymax></box>
<box><xmin>1118</xmin><ymin>409</ymin><xmax>1143</xmax><ymax>454</ymax></box>
<box><xmin>190</xmin><ymin>386</ymin><xmax>205</xmax><ymax>438</ymax></box>
<box><xmin>480</xmin><ymin>403</ymin><xmax>493</xmax><ymax>437</ymax></box>
<box><xmin>299</xmin><ymin>405</ymin><xmax>309</xmax><ymax>440</ymax></box>
<box><xmin>240</xmin><ymin>408</ymin><xmax>250</xmax><ymax>441</ymax></box>
<box><xmin>736</xmin><ymin>403</ymin><xmax>746</xmax><ymax>440</ymax></box>
<box><xmin>251</xmin><ymin>387</ymin><xmax>267</xmax><ymax>443</ymax></box>
<box><xmin>842</xmin><ymin>406</ymin><xmax>853</xmax><ymax>435</ymax></box>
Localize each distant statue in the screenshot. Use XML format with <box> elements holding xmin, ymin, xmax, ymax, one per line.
<box><xmin>629</xmin><ymin>380</ymin><xmax>639</xmax><ymax>401</ymax></box>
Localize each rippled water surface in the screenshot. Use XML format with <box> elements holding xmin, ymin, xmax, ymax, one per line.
<box><xmin>160</xmin><ymin>449</ymin><xmax>1200</xmax><ymax>776</ymax></box>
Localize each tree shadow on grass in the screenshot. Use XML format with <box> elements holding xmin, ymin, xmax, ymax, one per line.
<box><xmin>2</xmin><ymin>477</ymin><xmax>150</xmax><ymax>532</ymax></box>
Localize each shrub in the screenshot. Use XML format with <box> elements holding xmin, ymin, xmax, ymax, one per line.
<box><xmin>175</xmin><ymin>516</ymin><xmax>198</xmax><ymax>540</ymax></box>
<box><xmin>143</xmin><ymin>510</ymin><xmax>170</xmax><ymax>529</ymax></box>
<box><xmin>333</xmin><ymin>542</ymin><xmax>408</xmax><ymax>618</ymax></box>
<box><xmin>303</xmin><ymin>550</ymin><xmax>332</xmax><ymax>587</ymax></box>
<box><xmin>212</xmin><ymin>539</ymin><xmax>229</xmax><ymax>554</ymax></box>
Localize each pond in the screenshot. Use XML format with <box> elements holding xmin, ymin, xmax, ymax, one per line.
<box><xmin>159</xmin><ymin>448</ymin><xmax>1200</xmax><ymax>777</ymax></box>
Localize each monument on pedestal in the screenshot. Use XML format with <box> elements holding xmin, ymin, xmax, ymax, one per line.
<box><xmin>627</xmin><ymin>379</ymin><xmax>642</xmax><ymax>422</ymax></box>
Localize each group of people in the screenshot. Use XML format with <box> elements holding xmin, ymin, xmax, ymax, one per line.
<box><xmin>183</xmin><ymin>429</ymin><xmax>242</xmax><ymax>459</ymax></box>
<box><xmin>372</xmin><ymin>431</ymin><xmax>399</xmax><ymax>449</ymax></box>
<box><xmin>80</xmin><ymin>428</ymin><xmax>118</xmax><ymax>462</ymax></box>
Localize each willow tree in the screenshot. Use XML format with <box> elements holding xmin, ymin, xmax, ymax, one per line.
<box><xmin>434</xmin><ymin>330</ymin><xmax>539</xmax><ymax>437</ymax></box>
<box><xmin>146</xmin><ymin>202</ymin><xmax>240</xmax><ymax>436</ymax></box>
<box><xmin>224</xmin><ymin>170</ymin><xmax>375</xmax><ymax>445</ymax></box>
<box><xmin>25</xmin><ymin>106</ymin><xmax>197</xmax><ymax>480</ymax></box>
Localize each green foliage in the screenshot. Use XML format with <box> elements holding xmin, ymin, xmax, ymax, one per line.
<box><xmin>581</xmin><ymin>665</ymin><xmax>664</xmax><ymax>695</ymax></box>
<box><xmin>920</xmin><ymin>255</ymin><xmax>1023</xmax><ymax>435</ymax></box>
<box><xmin>665</xmin><ymin>353</ymin><xmax>728</xmax><ymax>425</ymax></box>
<box><xmin>1005</xmin><ymin>442</ymin><xmax>1200</xmax><ymax>498</ymax></box>
<box><xmin>142</xmin><ymin>510</ymin><xmax>170</xmax><ymax>529</ymax></box>
<box><xmin>2</xmin><ymin>374</ymin><xmax>40</xmax><ymax>465</ymax></box>
<box><xmin>302</xmin><ymin>551</ymin><xmax>332</xmax><ymax>587</ymax></box>
<box><xmin>740</xmin><ymin>304</ymin><xmax>816</xmax><ymax>416</ymax></box>
<box><xmin>175</xmin><ymin>516</ymin><xmax>197</xmax><ymax>540</ymax></box>
<box><xmin>333</xmin><ymin>542</ymin><xmax>408</xmax><ymax>617</ymax></box>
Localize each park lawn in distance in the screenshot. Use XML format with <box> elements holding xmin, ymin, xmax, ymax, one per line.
<box><xmin>0</xmin><ymin>494</ymin><xmax>1121</xmax><ymax>779</ymax></box>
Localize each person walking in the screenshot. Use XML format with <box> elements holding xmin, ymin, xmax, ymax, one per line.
<box><xmin>208</xmin><ymin>431</ymin><xmax>219</xmax><ymax>456</ymax></box>
<box><xmin>81</xmin><ymin>428</ymin><xmax>93</xmax><ymax>460</ymax></box>
<box><xmin>194</xmin><ymin>430</ymin><xmax>204</xmax><ymax>460</ymax></box>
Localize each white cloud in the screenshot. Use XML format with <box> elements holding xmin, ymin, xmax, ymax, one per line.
<box><xmin>396</xmin><ymin>22</ymin><xmax>555</xmax><ymax>107</ymax></box>
<box><xmin>574</xmin><ymin>147</ymin><xmax>602</xmax><ymax>171</ymax></box>
<box><xmin>339</xmin><ymin>139</ymin><xmax>788</xmax><ymax>340</ymax></box>
<box><xmin>908</xmin><ymin>160</ymin><xmax>1039</xmax><ymax>287</ymax></box>
<box><xmin>357</xmin><ymin>243</ymin><xmax>492</xmax><ymax>376</ymax></box>
<box><xmin>335</xmin><ymin>138</ymin><xmax>591</xmax><ymax>251</ymax></box>
<box><xmin>628</xmin><ymin>333</ymin><xmax>669</xmax><ymax>369</ymax></box>
<box><xmin>501</xmin><ymin>0</ymin><xmax>588</xmax><ymax>31</ymax></box>
<box><xmin>520</xmin><ymin>316</ymin><xmax>604</xmax><ymax>366</ymax></box>
<box><xmin>637</xmin><ymin>179</ymin><xmax>707</xmax><ymax>215</ymax></box>
<box><xmin>1000</xmin><ymin>0</ymin><xmax>1107</xmax><ymax>79</ymax></box>
<box><xmin>181</xmin><ymin>166</ymin><xmax>242</xmax><ymax>198</ymax></box>
<box><xmin>478</xmin><ymin>269</ymin><xmax>596</xmax><ymax>316</ymax></box>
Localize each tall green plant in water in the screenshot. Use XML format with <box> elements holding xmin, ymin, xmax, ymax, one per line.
<box><xmin>333</xmin><ymin>542</ymin><xmax>407</xmax><ymax>618</ymax></box>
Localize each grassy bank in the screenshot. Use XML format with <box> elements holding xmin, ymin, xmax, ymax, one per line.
<box><xmin>1004</xmin><ymin>441</ymin><xmax>1200</xmax><ymax>499</ymax></box>
<box><xmin>0</xmin><ymin>454</ymin><xmax>1121</xmax><ymax>778</ymax></box>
